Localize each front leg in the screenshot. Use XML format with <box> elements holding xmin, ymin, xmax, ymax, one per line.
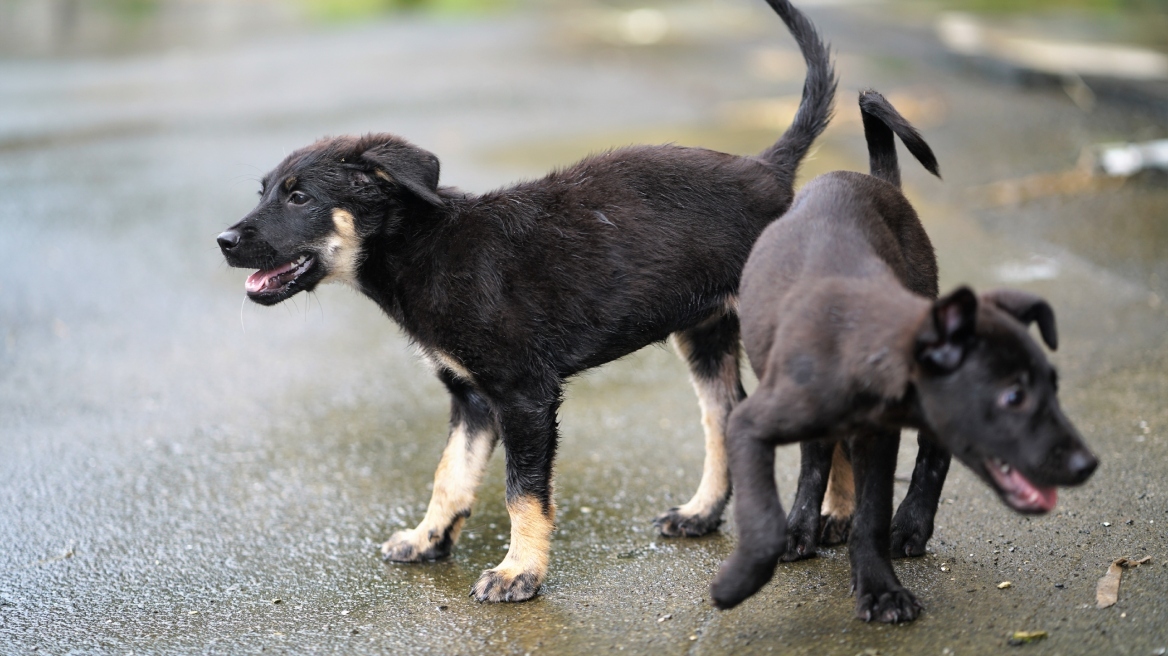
<box><xmin>710</xmin><ymin>393</ymin><xmax>791</xmax><ymax>609</ymax></box>
<box><xmin>382</xmin><ymin>374</ymin><xmax>497</xmax><ymax>562</ymax></box>
<box><xmin>848</xmin><ymin>429</ymin><xmax>921</xmax><ymax>623</ymax></box>
<box><xmin>890</xmin><ymin>427</ymin><xmax>950</xmax><ymax>558</ymax></box>
<box><xmin>471</xmin><ymin>390</ymin><xmax>559</xmax><ymax>603</ymax></box>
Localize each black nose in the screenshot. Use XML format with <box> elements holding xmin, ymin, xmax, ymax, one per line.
<box><xmin>217</xmin><ymin>229</ymin><xmax>241</xmax><ymax>251</ymax></box>
<box><xmin>1067</xmin><ymin>449</ymin><xmax>1098</xmax><ymax>483</ymax></box>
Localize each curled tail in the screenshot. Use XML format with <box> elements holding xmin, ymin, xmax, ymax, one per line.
<box><xmin>759</xmin><ymin>0</ymin><xmax>837</xmax><ymax>174</ymax></box>
<box><xmin>859</xmin><ymin>89</ymin><xmax>941</xmax><ymax>188</ymax></box>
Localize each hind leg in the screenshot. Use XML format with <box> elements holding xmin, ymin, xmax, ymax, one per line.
<box><xmin>819</xmin><ymin>440</ymin><xmax>855</xmax><ymax>546</ymax></box>
<box><xmin>782</xmin><ymin>440</ymin><xmax>853</xmax><ymax>561</ymax></box>
<box><xmin>890</xmin><ymin>428</ymin><xmax>950</xmax><ymax>558</ymax></box>
<box><xmin>655</xmin><ymin>312</ymin><xmax>745</xmax><ymax>538</ymax></box>
<box><xmin>782</xmin><ymin>440</ymin><xmax>834</xmax><ymax>561</ymax></box>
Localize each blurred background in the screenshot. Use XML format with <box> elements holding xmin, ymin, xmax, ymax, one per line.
<box><xmin>1</xmin><ymin>0</ymin><xmax>1167</xmax><ymax>57</ymax></box>
<box><xmin>1</xmin><ymin>0</ymin><xmax>1166</xmax><ymax>654</ymax></box>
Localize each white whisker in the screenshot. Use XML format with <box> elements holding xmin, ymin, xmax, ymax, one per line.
<box><xmin>313</xmin><ymin>292</ymin><xmax>325</xmax><ymax>323</ymax></box>
<box><xmin>239</xmin><ymin>297</ymin><xmax>248</xmax><ymax>333</ymax></box>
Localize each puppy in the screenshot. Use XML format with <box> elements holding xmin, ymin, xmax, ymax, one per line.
<box><xmin>218</xmin><ymin>0</ymin><xmax>835</xmax><ymax>602</ymax></box>
<box><xmin>709</xmin><ymin>91</ymin><xmax>1098</xmax><ymax>621</ymax></box>
<box><xmin>781</xmin><ymin>98</ymin><xmax>950</xmax><ymax>562</ymax></box>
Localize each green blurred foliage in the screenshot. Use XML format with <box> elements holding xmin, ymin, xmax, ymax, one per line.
<box><xmin>300</xmin><ymin>0</ymin><xmax>515</xmax><ymax>21</ymax></box>
<box><xmin>94</xmin><ymin>0</ymin><xmax>161</xmax><ymax>20</ymax></box>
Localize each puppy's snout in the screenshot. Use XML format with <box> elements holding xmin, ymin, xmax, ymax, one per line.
<box><xmin>1066</xmin><ymin>449</ymin><xmax>1098</xmax><ymax>484</ymax></box>
<box><xmin>217</xmin><ymin>229</ymin><xmax>242</xmax><ymax>251</ymax></box>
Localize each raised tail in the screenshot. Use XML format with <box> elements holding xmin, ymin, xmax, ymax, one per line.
<box><xmin>858</xmin><ymin>89</ymin><xmax>941</xmax><ymax>188</ymax></box>
<box><xmin>758</xmin><ymin>0</ymin><xmax>837</xmax><ymax>175</ymax></box>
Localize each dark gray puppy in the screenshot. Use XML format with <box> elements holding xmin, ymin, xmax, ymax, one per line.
<box><xmin>710</xmin><ymin>91</ymin><xmax>1098</xmax><ymax>621</ymax></box>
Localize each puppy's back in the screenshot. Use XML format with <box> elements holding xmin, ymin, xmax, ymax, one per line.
<box><xmin>740</xmin><ymin>92</ymin><xmax>943</xmax><ymax>362</ymax></box>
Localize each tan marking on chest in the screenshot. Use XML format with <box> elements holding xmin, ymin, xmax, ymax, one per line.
<box><xmin>318</xmin><ymin>208</ymin><xmax>361</xmax><ymax>287</ymax></box>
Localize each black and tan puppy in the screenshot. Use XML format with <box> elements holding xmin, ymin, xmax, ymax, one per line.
<box><xmin>217</xmin><ymin>0</ymin><xmax>835</xmax><ymax>602</ymax></box>
<box><xmin>709</xmin><ymin>91</ymin><xmax>1098</xmax><ymax>620</ymax></box>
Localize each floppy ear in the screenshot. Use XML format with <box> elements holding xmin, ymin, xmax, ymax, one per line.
<box><xmin>360</xmin><ymin>141</ymin><xmax>444</xmax><ymax>207</ymax></box>
<box><xmin>915</xmin><ymin>286</ymin><xmax>978</xmax><ymax>373</ymax></box>
<box><xmin>982</xmin><ymin>289</ymin><xmax>1058</xmax><ymax>350</ymax></box>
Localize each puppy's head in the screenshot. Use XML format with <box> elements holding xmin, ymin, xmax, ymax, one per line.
<box><xmin>217</xmin><ymin>134</ymin><xmax>444</xmax><ymax>305</ymax></box>
<box><xmin>912</xmin><ymin>287</ymin><xmax>1097</xmax><ymax>514</ymax></box>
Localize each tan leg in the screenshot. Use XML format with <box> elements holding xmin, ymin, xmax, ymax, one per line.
<box><xmin>471</xmin><ymin>494</ymin><xmax>555</xmax><ymax>602</ymax></box>
<box><xmin>672</xmin><ymin>369</ymin><xmax>735</xmax><ymax>517</ymax></box>
<box><xmin>381</xmin><ymin>420</ymin><xmax>496</xmax><ymax>562</ymax></box>
<box><xmin>820</xmin><ymin>441</ymin><xmax>855</xmax><ymax>545</ymax></box>
<box><xmin>656</xmin><ymin>312</ymin><xmax>743</xmax><ymax>537</ymax></box>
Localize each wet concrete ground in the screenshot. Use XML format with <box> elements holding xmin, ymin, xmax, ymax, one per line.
<box><xmin>1</xmin><ymin>1</ymin><xmax>1166</xmax><ymax>654</ymax></box>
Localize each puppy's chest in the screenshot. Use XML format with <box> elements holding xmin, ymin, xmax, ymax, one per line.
<box><xmin>845</xmin><ymin>341</ymin><xmax>910</xmax><ymax>395</ymax></box>
<box><xmin>844</xmin><ymin>389</ymin><xmax>914</xmax><ymax>431</ymax></box>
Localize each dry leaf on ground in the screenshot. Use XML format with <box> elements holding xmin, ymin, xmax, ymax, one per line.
<box><xmin>1096</xmin><ymin>556</ymin><xmax>1152</xmax><ymax>608</ymax></box>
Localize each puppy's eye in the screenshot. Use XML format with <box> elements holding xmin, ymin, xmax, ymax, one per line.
<box><xmin>288</xmin><ymin>191</ymin><xmax>311</xmax><ymax>206</ymax></box>
<box><xmin>998</xmin><ymin>386</ymin><xmax>1026</xmax><ymax>408</ymax></box>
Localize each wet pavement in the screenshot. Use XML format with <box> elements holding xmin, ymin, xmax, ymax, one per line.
<box><xmin>2</xmin><ymin>1</ymin><xmax>1167</xmax><ymax>654</ymax></box>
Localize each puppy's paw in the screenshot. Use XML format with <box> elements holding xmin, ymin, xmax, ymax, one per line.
<box><xmin>890</xmin><ymin>510</ymin><xmax>932</xmax><ymax>559</ymax></box>
<box><xmin>889</xmin><ymin>525</ymin><xmax>929</xmax><ymax>559</ymax></box>
<box><xmin>855</xmin><ymin>586</ymin><xmax>922</xmax><ymax>624</ymax></box>
<box><xmin>654</xmin><ymin>507</ymin><xmax>722</xmax><ymax>538</ymax></box>
<box><xmin>710</xmin><ymin>549</ymin><xmax>780</xmax><ymax>609</ymax></box>
<box><xmin>819</xmin><ymin>513</ymin><xmax>851</xmax><ymax>547</ymax></box>
<box><xmin>470</xmin><ymin>567</ymin><xmax>541</xmax><ymax>603</ymax></box>
<box><xmin>779</xmin><ymin>511</ymin><xmax>819</xmax><ymax>562</ymax></box>
<box><xmin>780</xmin><ymin>532</ymin><xmax>817</xmax><ymax>562</ymax></box>
<box><xmin>380</xmin><ymin>528</ymin><xmax>452</xmax><ymax>563</ymax></box>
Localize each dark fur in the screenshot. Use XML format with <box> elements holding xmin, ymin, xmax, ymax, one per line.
<box><xmin>218</xmin><ymin>0</ymin><xmax>835</xmax><ymax>602</ymax></box>
<box><xmin>709</xmin><ymin>91</ymin><xmax>1097</xmax><ymax>620</ymax></box>
<box><xmin>782</xmin><ymin>91</ymin><xmax>950</xmax><ymax>563</ymax></box>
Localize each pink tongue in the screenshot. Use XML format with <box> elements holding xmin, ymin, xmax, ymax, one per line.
<box><xmin>245</xmin><ymin>260</ymin><xmax>298</xmax><ymax>293</ymax></box>
<box><xmin>1004</xmin><ymin>468</ymin><xmax>1058</xmax><ymax>512</ymax></box>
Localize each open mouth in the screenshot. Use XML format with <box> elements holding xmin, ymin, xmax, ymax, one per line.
<box><xmin>984</xmin><ymin>456</ymin><xmax>1057</xmax><ymax>514</ymax></box>
<box><xmin>245</xmin><ymin>254</ymin><xmax>315</xmax><ymax>300</ymax></box>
